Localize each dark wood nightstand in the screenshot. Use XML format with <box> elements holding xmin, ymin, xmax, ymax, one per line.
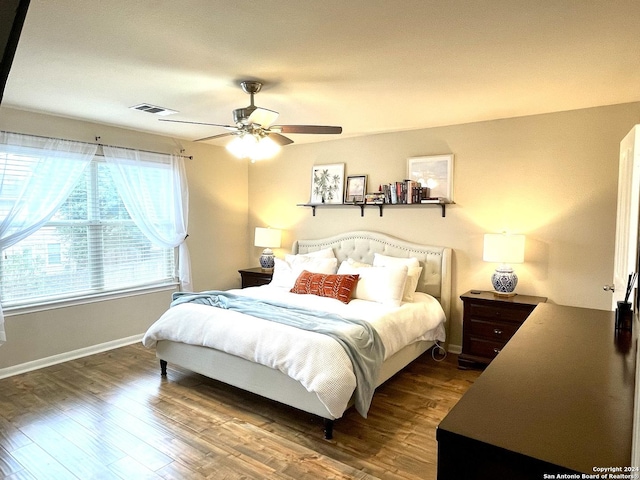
<box><xmin>458</xmin><ymin>290</ymin><xmax>547</xmax><ymax>369</ymax></box>
<box><xmin>238</xmin><ymin>267</ymin><xmax>273</xmax><ymax>288</ymax></box>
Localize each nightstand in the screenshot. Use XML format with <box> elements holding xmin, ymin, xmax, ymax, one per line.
<box><xmin>238</xmin><ymin>267</ymin><xmax>273</xmax><ymax>288</ymax></box>
<box><xmin>458</xmin><ymin>290</ymin><xmax>547</xmax><ymax>369</ymax></box>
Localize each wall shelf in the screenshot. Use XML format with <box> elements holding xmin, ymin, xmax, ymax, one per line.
<box><xmin>297</xmin><ymin>201</ymin><xmax>451</xmax><ymax>217</ymax></box>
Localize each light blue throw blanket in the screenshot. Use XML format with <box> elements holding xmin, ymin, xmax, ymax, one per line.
<box><xmin>171</xmin><ymin>290</ymin><xmax>386</xmax><ymax>417</ymax></box>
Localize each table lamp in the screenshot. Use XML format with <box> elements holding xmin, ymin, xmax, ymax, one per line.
<box><xmin>254</xmin><ymin>227</ymin><xmax>281</xmax><ymax>271</ymax></box>
<box><xmin>483</xmin><ymin>233</ymin><xmax>525</xmax><ymax>296</ymax></box>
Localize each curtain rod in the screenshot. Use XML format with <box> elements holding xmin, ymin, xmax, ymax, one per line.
<box><xmin>94</xmin><ymin>137</ymin><xmax>193</xmax><ymax>160</ymax></box>
<box><xmin>0</xmin><ymin>130</ymin><xmax>193</xmax><ymax>160</ymax></box>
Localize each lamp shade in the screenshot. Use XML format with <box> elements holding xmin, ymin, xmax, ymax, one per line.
<box><xmin>483</xmin><ymin>233</ymin><xmax>525</xmax><ymax>265</ymax></box>
<box><xmin>254</xmin><ymin>227</ymin><xmax>281</xmax><ymax>248</ymax></box>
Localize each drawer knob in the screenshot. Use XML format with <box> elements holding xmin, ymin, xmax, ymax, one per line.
<box><xmin>493</xmin><ymin>347</ymin><xmax>501</xmax><ymax>354</ymax></box>
<box><xmin>493</xmin><ymin>328</ymin><xmax>503</xmax><ymax>335</ymax></box>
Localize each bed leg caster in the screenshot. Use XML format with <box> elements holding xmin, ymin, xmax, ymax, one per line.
<box><xmin>160</xmin><ymin>359</ymin><xmax>167</xmax><ymax>376</ymax></box>
<box><xmin>323</xmin><ymin>419</ymin><xmax>334</xmax><ymax>440</ymax></box>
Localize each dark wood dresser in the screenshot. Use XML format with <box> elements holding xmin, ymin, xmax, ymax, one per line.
<box><xmin>238</xmin><ymin>267</ymin><xmax>273</xmax><ymax>288</ymax></box>
<box><xmin>438</xmin><ymin>304</ymin><xmax>636</xmax><ymax>479</ymax></box>
<box><xmin>458</xmin><ymin>290</ymin><xmax>547</xmax><ymax>369</ymax></box>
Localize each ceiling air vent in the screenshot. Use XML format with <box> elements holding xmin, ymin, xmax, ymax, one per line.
<box><xmin>130</xmin><ymin>103</ymin><xmax>178</xmax><ymax>116</ymax></box>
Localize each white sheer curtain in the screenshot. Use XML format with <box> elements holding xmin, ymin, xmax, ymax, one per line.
<box><xmin>0</xmin><ymin>132</ymin><xmax>97</xmax><ymax>345</ymax></box>
<box><xmin>102</xmin><ymin>146</ymin><xmax>191</xmax><ymax>291</ymax></box>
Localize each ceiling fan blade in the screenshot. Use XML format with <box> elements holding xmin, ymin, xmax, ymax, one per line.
<box><xmin>248</xmin><ymin>107</ymin><xmax>279</xmax><ymax>128</ymax></box>
<box><xmin>194</xmin><ymin>132</ymin><xmax>237</xmax><ymax>142</ymax></box>
<box><xmin>271</xmin><ymin>125</ymin><xmax>342</xmax><ymax>135</ymax></box>
<box><xmin>268</xmin><ymin>133</ymin><xmax>294</xmax><ymax>146</ymax></box>
<box><xmin>159</xmin><ymin>118</ymin><xmax>237</xmax><ymax>130</ymax></box>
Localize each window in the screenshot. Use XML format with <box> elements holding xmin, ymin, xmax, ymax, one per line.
<box><xmin>0</xmin><ymin>158</ymin><xmax>176</xmax><ymax>308</ymax></box>
<box><xmin>46</xmin><ymin>243</ymin><xmax>61</xmax><ymax>265</ymax></box>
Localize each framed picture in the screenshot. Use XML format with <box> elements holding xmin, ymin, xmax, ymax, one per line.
<box><xmin>344</xmin><ymin>175</ymin><xmax>367</xmax><ymax>204</ymax></box>
<box><xmin>407</xmin><ymin>154</ymin><xmax>454</xmax><ymax>202</ymax></box>
<box><xmin>310</xmin><ymin>163</ymin><xmax>344</xmax><ymax>204</ymax></box>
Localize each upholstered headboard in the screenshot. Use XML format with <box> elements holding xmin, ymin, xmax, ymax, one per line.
<box><xmin>293</xmin><ymin>230</ymin><xmax>452</xmax><ymax>322</ymax></box>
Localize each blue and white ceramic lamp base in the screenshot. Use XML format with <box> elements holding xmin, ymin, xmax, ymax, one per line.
<box><xmin>259</xmin><ymin>248</ymin><xmax>275</xmax><ymax>271</ymax></box>
<box><xmin>491</xmin><ymin>265</ymin><xmax>518</xmax><ymax>297</ymax></box>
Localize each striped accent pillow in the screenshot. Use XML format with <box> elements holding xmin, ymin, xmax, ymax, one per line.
<box><xmin>290</xmin><ymin>270</ymin><xmax>359</xmax><ymax>304</ymax></box>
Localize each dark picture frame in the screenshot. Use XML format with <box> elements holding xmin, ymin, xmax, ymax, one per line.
<box><xmin>344</xmin><ymin>175</ymin><xmax>367</xmax><ymax>204</ymax></box>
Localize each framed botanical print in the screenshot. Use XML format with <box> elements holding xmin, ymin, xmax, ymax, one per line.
<box><xmin>310</xmin><ymin>163</ymin><xmax>344</xmax><ymax>204</ymax></box>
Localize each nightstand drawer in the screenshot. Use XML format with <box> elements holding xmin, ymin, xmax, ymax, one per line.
<box><xmin>459</xmin><ymin>291</ymin><xmax>547</xmax><ymax>369</ymax></box>
<box><xmin>468</xmin><ymin>303</ymin><xmax>532</xmax><ymax>323</ymax></box>
<box><xmin>467</xmin><ymin>336</ymin><xmax>506</xmax><ymax>360</ymax></box>
<box><xmin>468</xmin><ymin>318</ymin><xmax>520</xmax><ymax>341</ymax></box>
<box><xmin>242</xmin><ymin>276</ymin><xmax>271</xmax><ymax>288</ymax></box>
<box><xmin>238</xmin><ymin>268</ymin><xmax>273</xmax><ymax>288</ymax></box>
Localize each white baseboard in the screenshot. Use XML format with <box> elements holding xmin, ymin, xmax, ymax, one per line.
<box><xmin>0</xmin><ymin>334</ymin><xmax>144</xmax><ymax>380</ymax></box>
<box><xmin>0</xmin><ymin>336</ymin><xmax>464</xmax><ymax>380</ymax></box>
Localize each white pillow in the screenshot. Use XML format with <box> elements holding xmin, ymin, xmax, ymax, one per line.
<box><xmin>373</xmin><ymin>254</ymin><xmax>422</xmax><ymax>302</ymax></box>
<box><xmin>345</xmin><ymin>258</ymin><xmax>371</xmax><ymax>268</ymax></box>
<box><xmin>337</xmin><ymin>260</ymin><xmax>408</xmax><ymax>307</ymax></box>
<box><xmin>270</xmin><ymin>256</ymin><xmax>338</xmax><ymax>289</ymax></box>
<box><xmin>298</xmin><ymin>247</ymin><xmax>335</xmax><ymax>259</ymax></box>
<box><xmin>373</xmin><ymin>253</ymin><xmax>419</xmax><ymax>268</ymax></box>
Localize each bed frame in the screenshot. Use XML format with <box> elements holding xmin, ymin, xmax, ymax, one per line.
<box><xmin>156</xmin><ymin>230</ymin><xmax>452</xmax><ymax>439</ymax></box>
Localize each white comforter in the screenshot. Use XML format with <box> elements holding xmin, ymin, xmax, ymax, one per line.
<box><xmin>142</xmin><ymin>286</ymin><xmax>446</xmax><ymax>418</ymax></box>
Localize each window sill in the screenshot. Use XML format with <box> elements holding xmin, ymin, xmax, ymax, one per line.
<box><xmin>3</xmin><ymin>282</ymin><xmax>179</xmax><ymax>317</ymax></box>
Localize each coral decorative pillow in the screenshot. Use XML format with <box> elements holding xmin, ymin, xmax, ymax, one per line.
<box><xmin>290</xmin><ymin>270</ymin><xmax>359</xmax><ymax>304</ymax></box>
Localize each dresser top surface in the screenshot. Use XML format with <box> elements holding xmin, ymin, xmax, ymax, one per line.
<box><xmin>439</xmin><ymin>303</ymin><xmax>635</xmax><ymax>473</ymax></box>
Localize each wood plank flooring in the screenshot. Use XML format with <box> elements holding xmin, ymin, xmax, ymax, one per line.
<box><xmin>0</xmin><ymin>344</ymin><xmax>480</xmax><ymax>479</ymax></box>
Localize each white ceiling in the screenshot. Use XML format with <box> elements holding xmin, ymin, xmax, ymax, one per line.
<box><xmin>4</xmin><ymin>0</ymin><xmax>640</xmax><ymax>146</ymax></box>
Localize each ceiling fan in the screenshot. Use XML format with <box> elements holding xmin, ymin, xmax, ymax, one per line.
<box><xmin>159</xmin><ymin>81</ymin><xmax>343</xmax><ymax>149</ymax></box>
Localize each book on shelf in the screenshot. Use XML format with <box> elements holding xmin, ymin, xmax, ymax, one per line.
<box><xmin>389</xmin><ymin>184</ymin><xmax>398</xmax><ymax>204</ymax></box>
<box><xmin>365</xmin><ymin>193</ymin><xmax>385</xmax><ymax>204</ymax></box>
<box><xmin>373</xmin><ymin>183</ymin><xmax>444</xmax><ymax>205</ymax></box>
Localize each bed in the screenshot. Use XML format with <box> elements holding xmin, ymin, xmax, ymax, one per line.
<box><xmin>143</xmin><ymin>230</ymin><xmax>452</xmax><ymax>438</ymax></box>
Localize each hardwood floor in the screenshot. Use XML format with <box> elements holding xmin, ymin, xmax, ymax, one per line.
<box><xmin>0</xmin><ymin>344</ymin><xmax>480</xmax><ymax>479</ymax></box>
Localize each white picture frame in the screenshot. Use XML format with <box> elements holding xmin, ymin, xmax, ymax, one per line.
<box><xmin>407</xmin><ymin>154</ymin><xmax>454</xmax><ymax>202</ymax></box>
<box><xmin>310</xmin><ymin>163</ymin><xmax>345</xmax><ymax>204</ymax></box>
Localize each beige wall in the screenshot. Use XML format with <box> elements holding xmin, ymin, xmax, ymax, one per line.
<box><xmin>1</xmin><ymin>102</ymin><xmax>639</xmax><ymax>370</ymax></box>
<box><xmin>0</xmin><ymin>107</ymin><xmax>249</xmax><ymax>371</ymax></box>
<box><xmin>248</xmin><ymin>102</ymin><xmax>640</xmax><ymax>350</ymax></box>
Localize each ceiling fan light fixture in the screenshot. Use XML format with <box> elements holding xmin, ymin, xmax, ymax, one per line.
<box><xmin>226</xmin><ymin>133</ymin><xmax>281</xmax><ymax>162</ymax></box>
<box><xmin>226</xmin><ymin>133</ymin><xmax>256</xmax><ymax>158</ymax></box>
<box><xmin>250</xmin><ymin>135</ymin><xmax>281</xmax><ymax>162</ymax></box>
